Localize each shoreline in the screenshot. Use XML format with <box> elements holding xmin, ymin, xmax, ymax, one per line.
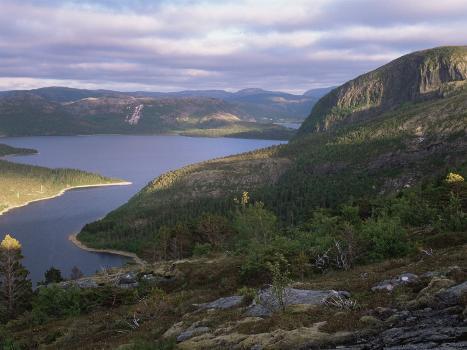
<box><xmin>0</xmin><ymin>181</ymin><xmax>132</xmax><ymax>217</ymax></box>
<box><xmin>69</xmin><ymin>233</ymin><xmax>145</xmax><ymax>265</ymax></box>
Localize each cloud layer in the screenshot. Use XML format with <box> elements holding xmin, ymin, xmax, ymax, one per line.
<box><xmin>0</xmin><ymin>0</ymin><xmax>466</xmax><ymax>93</ymax></box>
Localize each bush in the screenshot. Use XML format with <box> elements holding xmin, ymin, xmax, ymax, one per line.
<box><xmin>359</xmin><ymin>215</ymin><xmax>412</xmax><ymax>262</ymax></box>
<box><xmin>192</xmin><ymin>243</ymin><xmax>212</xmax><ymax>257</ymax></box>
<box><xmin>32</xmin><ymin>286</ymin><xmax>81</xmax><ymax>324</ymax></box>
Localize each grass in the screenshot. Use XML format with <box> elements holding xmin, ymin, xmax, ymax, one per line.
<box><xmin>3</xmin><ymin>242</ymin><xmax>465</xmax><ymax>349</ymax></box>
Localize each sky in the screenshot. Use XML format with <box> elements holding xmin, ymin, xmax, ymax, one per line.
<box><xmin>0</xmin><ymin>0</ymin><xmax>466</xmax><ymax>94</ymax></box>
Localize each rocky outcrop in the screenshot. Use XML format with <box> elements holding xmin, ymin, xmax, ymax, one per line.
<box><xmin>195</xmin><ymin>296</ymin><xmax>244</xmax><ymax>310</ymax></box>
<box><xmin>299</xmin><ymin>46</ymin><xmax>467</xmax><ymax>134</ymax></box>
<box><xmin>333</xmin><ymin>305</ymin><xmax>467</xmax><ymax>350</ymax></box>
<box><xmin>246</xmin><ymin>286</ymin><xmax>350</xmax><ymax>317</ymax></box>
<box><xmin>371</xmin><ymin>273</ymin><xmax>419</xmax><ymax>292</ymax></box>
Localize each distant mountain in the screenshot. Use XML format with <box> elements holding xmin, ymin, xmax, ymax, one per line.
<box><xmin>0</xmin><ymin>85</ymin><xmax>333</xmax><ymax>137</ymax></box>
<box><xmin>303</xmin><ymin>86</ymin><xmax>336</xmax><ymax>98</ymax></box>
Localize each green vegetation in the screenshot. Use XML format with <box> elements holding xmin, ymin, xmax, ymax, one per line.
<box><xmin>0</xmin><ymin>144</ymin><xmax>126</xmax><ymax>215</ymax></box>
<box><xmin>1</xmin><ymin>46</ymin><xmax>466</xmax><ymax>349</ymax></box>
<box><xmin>0</xmin><ymin>235</ymin><xmax>32</xmax><ymax>322</ymax></box>
<box><xmin>78</xmin><ymin>81</ymin><xmax>467</xmax><ymax>259</ymax></box>
<box><xmin>0</xmin><ymin>144</ymin><xmax>37</xmax><ymax>157</ymax></box>
<box><xmin>0</xmin><ymin>89</ymin><xmax>303</xmax><ymax>140</ymax></box>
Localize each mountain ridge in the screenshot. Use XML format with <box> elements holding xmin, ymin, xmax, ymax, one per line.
<box><xmin>78</xmin><ymin>46</ymin><xmax>467</xmax><ymax>256</ymax></box>
<box><xmin>299</xmin><ymin>46</ymin><xmax>467</xmax><ymax>134</ymax></box>
<box><xmin>0</xmin><ymin>86</ymin><xmax>332</xmax><ymax>138</ymax></box>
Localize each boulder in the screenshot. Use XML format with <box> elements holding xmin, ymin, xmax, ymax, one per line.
<box><xmin>371</xmin><ymin>273</ymin><xmax>419</xmax><ymax>292</ymax></box>
<box><xmin>163</xmin><ymin>321</ymin><xmax>185</xmax><ymax>339</ymax></box>
<box><xmin>177</xmin><ymin>326</ymin><xmax>210</xmax><ymax>342</ymax></box>
<box><xmin>245</xmin><ymin>286</ymin><xmax>350</xmax><ymax>317</ymax></box>
<box><xmin>417</xmin><ymin>277</ymin><xmax>456</xmax><ymax>302</ymax></box>
<box><xmin>436</xmin><ymin>281</ymin><xmax>467</xmax><ymax>305</ymax></box>
<box><xmin>359</xmin><ymin>315</ymin><xmax>382</xmax><ymax>327</ymax></box>
<box><xmin>117</xmin><ymin>272</ymin><xmax>138</xmax><ymax>288</ymax></box>
<box><xmin>195</xmin><ymin>296</ymin><xmax>244</xmax><ymax>310</ymax></box>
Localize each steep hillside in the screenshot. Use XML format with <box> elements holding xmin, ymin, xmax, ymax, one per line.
<box><xmin>300</xmin><ymin>46</ymin><xmax>467</xmax><ymax>133</ymax></box>
<box><xmin>78</xmin><ymin>46</ymin><xmax>467</xmax><ymax>256</ymax></box>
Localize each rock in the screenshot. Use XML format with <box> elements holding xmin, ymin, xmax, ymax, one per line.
<box><xmin>359</xmin><ymin>315</ymin><xmax>382</xmax><ymax>327</ymax></box>
<box><xmin>75</xmin><ymin>278</ymin><xmax>99</xmax><ymax>288</ymax></box>
<box><xmin>163</xmin><ymin>321</ymin><xmax>185</xmax><ymax>339</ymax></box>
<box><xmin>177</xmin><ymin>321</ymin><xmax>353</xmax><ymax>350</ymax></box>
<box><xmin>118</xmin><ymin>272</ymin><xmax>137</xmax><ymax>284</ymax></box>
<box><xmin>418</xmin><ymin>277</ymin><xmax>456</xmax><ymax>300</ymax></box>
<box><xmin>56</xmin><ymin>278</ymin><xmax>98</xmax><ymax>289</ymax></box>
<box><xmin>373</xmin><ymin>307</ymin><xmax>396</xmax><ymax>320</ymax></box>
<box><xmin>245</xmin><ymin>286</ymin><xmax>350</xmax><ymax>317</ymax></box>
<box><xmin>177</xmin><ymin>326</ymin><xmax>210</xmax><ymax>342</ymax></box>
<box><xmin>195</xmin><ymin>296</ymin><xmax>244</xmax><ymax>310</ymax></box>
<box><xmin>446</xmin><ymin>265</ymin><xmax>467</xmax><ymax>282</ymax></box>
<box><xmin>341</xmin><ymin>303</ymin><xmax>467</xmax><ymax>349</ymax></box>
<box><xmin>371</xmin><ymin>273</ymin><xmax>419</xmax><ymax>292</ymax></box>
<box><xmin>436</xmin><ymin>281</ymin><xmax>467</xmax><ymax>305</ymax></box>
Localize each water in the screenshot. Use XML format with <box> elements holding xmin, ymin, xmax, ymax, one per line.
<box><xmin>0</xmin><ymin>135</ymin><xmax>284</xmax><ymax>285</ymax></box>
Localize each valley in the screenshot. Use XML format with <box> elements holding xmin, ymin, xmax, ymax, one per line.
<box><xmin>1</xmin><ymin>46</ymin><xmax>466</xmax><ymax>350</ymax></box>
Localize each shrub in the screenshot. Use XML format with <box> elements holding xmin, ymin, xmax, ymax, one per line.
<box><xmin>445</xmin><ymin>172</ymin><xmax>464</xmax><ymax>183</ymax></box>
<box><xmin>32</xmin><ymin>286</ymin><xmax>81</xmax><ymax>324</ymax></box>
<box><xmin>237</xmin><ymin>286</ymin><xmax>257</xmax><ymax>304</ymax></box>
<box><xmin>192</xmin><ymin>243</ymin><xmax>212</xmax><ymax>257</ymax></box>
<box><xmin>359</xmin><ymin>215</ymin><xmax>412</xmax><ymax>262</ymax></box>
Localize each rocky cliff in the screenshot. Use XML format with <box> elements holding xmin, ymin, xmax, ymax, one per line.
<box><xmin>299</xmin><ymin>46</ymin><xmax>467</xmax><ymax>134</ymax></box>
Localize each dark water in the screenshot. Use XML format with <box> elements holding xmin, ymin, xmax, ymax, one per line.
<box><xmin>0</xmin><ymin>135</ymin><xmax>284</xmax><ymax>285</ymax></box>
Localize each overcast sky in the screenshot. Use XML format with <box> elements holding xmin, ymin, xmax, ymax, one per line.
<box><xmin>0</xmin><ymin>0</ymin><xmax>466</xmax><ymax>93</ymax></box>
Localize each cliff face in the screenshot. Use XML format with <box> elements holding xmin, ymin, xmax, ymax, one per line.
<box><xmin>299</xmin><ymin>46</ymin><xmax>467</xmax><ymax>134</ymax></box>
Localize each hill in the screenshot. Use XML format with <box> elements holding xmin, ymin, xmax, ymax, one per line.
<box><xmin>299</xmin><ymin>46</ymin><xmax>467</xmax><ymax>133</ymax></box>
<box><xmin>0</xmin><ymin>87</ymin><xmax>330</xmax><ymax>139</ymax></box>
<box><xmin>78</xmin><ymin>46</ymin><xmax>466</xmax><ymax>256</ymax></box>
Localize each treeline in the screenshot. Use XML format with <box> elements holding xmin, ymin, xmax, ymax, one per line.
<box><xmin>0</xmin><ymin>159</ymin><xmax>123</xmax><ymax>212</ymax></box>
<box><xmin>81</xmin><ymin>172</ymin><xmax>466</xmax><ymax>284</ymax></box>
<box><xmin>0</xmin><ymin>143</ymin><xmax>37</xmax><ymax>157</ymax></box>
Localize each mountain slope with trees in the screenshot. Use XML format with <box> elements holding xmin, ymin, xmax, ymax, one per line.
<box><xmin>78</xmin><ymin>46</ymin><xmax>466</xmax><ymax>257</ymax></box>
<box><xmin>1</xmin><ymin>46</ymin><xmax>466</xmax><ymax>350</ymax></box>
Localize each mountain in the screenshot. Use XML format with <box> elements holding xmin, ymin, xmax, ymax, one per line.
<box><xmin>0</xmin><ymin>92</ymin><xmax>293</xmax><ymax>139</ymax></box>
<box><xmin>78</xmin><ymin>46</ymin><xmax>466</xmax><ymax>256</ymax></box>
<box><xmin>0</xmin><ymin>86</ymin><xmax>330</xmax><ymax>138</ymax></box>
<box><xmin>6</xmin><ymin>46</ymin><xmax>467</xmax><ymax>350</ymax></box>
<box><xmin>300</xmin><ymin>46</ymin><xmax>467</xmax><ymax>134</ymax></box>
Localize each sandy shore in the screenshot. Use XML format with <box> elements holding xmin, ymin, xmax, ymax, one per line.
<box><xmin>0</xmin><ymin>181</ymin><xmax>132</xmax><ymax>217</ymax></box>
<box><xmin>69</xmin><ymin>233</ymin><xmax>145</xmax><ymax>265</ymax></box>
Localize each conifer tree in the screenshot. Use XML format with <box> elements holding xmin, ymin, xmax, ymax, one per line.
<box><xmin>0</xmin><ymin>234</ymin><xmax>32</xmax><ymax>320</ymax></box>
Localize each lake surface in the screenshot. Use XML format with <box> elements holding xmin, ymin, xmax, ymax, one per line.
<box><xmin>0</xmin><ymin>135</ymin><xmax>284</xmax><ymax>285</ymax></box>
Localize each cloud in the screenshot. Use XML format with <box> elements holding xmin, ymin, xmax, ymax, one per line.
<box><xmin>0</xmin><ymin>0</ymin><xmax>466</xmax><ymax>92</ymax></box>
